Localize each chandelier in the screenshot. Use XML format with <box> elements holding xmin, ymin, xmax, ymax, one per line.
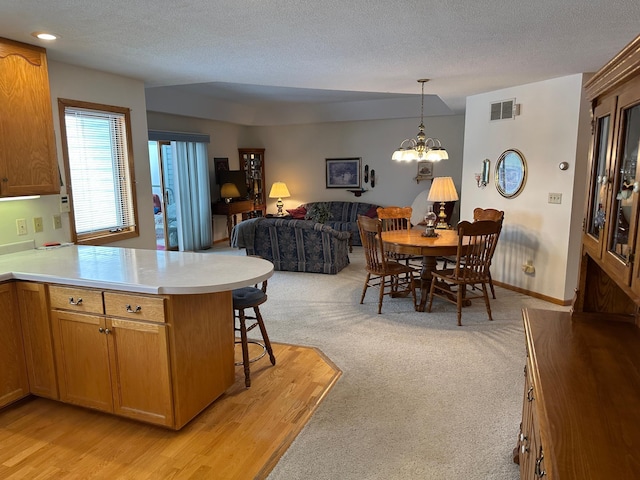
<box><xmin>392</xmin><ymin>79</ymin><xmax>449</xmax><ymax>162</ymax></box>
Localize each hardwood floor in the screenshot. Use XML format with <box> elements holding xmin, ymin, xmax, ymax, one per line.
<box><xmin>0</xmin><ymin>342</ymin><xmax>341</xmax><ymax>479</ymax></box>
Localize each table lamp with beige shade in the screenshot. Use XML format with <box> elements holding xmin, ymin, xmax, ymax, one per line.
<box><xmin>269</xmin><ymin>182</ymin><xmax>291</xmax><ymax>216</ymax></box>
<box><xmin>427</xmin><ymin>177</ymin><xmax>459</xmax><ymax>229</ymax></box>
<box><xmin>220</xmin><ymin>182</ymin><xmax>241</xmax><ymax>204</ymax></box>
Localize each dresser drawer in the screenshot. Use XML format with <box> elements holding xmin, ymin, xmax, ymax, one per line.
<box><xmin>49</xmin><ymin>285</ymin><xmax>104</xmax><ymax>314</ymax></box>
<box><xmin>104</xmin><ymin>292</ymin><xmax>166</xmax><ymax>323</ymax></box>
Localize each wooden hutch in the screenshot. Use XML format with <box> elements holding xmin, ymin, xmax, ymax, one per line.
<box><xmin>515</xmin><ymin>34</ymin><xmax>640</xmax><ymax>479</ymax></box>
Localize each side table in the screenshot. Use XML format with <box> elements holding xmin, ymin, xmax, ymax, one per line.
<box><xmin>212</xmin><ymin>200</ymin><xmax>264</xmax><ymax>245</ymax></box>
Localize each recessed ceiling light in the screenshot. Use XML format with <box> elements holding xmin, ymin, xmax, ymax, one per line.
<box><xmin>31</xmin><ymin>32</ymin><xmax>59</xmax><ymax>41</ymax></box>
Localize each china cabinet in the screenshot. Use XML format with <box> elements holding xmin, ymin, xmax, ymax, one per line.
<box><xmin>0</xmin><ymin>37</ymin><xmax>59</xmax><ymax>196</ymax></box>
<box><xmin>238</xmin><ymin>148</ymin><xmax>266</xmax><ymax>217</ymax></box>
<box><xmin>575</xmin><ymin>33</ymin><xmax>640</xmax><ymax>313</ymax></box>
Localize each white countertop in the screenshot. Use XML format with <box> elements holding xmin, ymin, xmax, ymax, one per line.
<box><xmin>0</xmin><ymin>245</ymin><xmax>273</xmax><ymax>295</ymax></box>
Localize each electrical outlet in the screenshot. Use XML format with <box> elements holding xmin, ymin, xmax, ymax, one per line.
<box><xmin>33</xmin><ymin>217</ymin><xmax>43</xmax><ymax>233</ymax></box>
<box><xmin>548</xmin><ymin>193</ymin><xmax>562</xmax><ymax>204</ymax></box>
<box><xmin>16</xmin><ymin>218</ymin><xmax>27</xmax><ymax>236</ymax></box>
<box><xmin>53</xmin><ymin>214</ymin><xmax>62</xmax><ymax>229</ymax></box>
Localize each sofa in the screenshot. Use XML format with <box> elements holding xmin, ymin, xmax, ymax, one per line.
<box><xmin>289</xmin><ymin>201</ymin><xmax>379</xmax><ymax>246</ymax></box>
<box><xmin>231</xmin><ymin>217</ymin><xmax>351</xmax><ymax>274</ymax></box>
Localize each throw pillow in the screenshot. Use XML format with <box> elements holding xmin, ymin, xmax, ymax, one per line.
<box><xmin>286</xmin><ymin>206</ymin><xmax>307</xmax><ymax>219</ymax></box>
<box><xmin>364</xmin><ymin>205</ymin><xmax>378</xmax><ymax>218</ymax></box>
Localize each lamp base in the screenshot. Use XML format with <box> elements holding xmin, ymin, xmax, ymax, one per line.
<box><xmin>275</xmin><ymin>198</ymin><xmax>285</xmax><ymax>216</ymax></box>
<box><xmin>435</xmin><ymin>201</ymin><xmax>448</xmax><ymax>229</ymax></box>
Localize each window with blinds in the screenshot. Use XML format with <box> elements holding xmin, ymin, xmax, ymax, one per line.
<box><xmin>59</xmin><ymin>99</ymin><xmax>139</xmax><ymax>245</ymax></box>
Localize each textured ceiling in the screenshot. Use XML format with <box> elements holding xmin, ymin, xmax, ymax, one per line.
<box><xmin>1</xmin><ymin>0</ymin><xmax>639</xmax><ymax>123</ymax></box>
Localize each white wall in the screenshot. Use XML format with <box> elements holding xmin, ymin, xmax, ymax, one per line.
<box><xmin>243</xmin><ymin>115</ymin><xmax>465</xmax><ymax>217</ymax></box>
<box><xmin>0</xmin><ymin>61</ymin><xmax>155</xmax><ymax>249</ymax></box>
<box><xmin>146</xmin><ymin>112</ymin><xmax>465</xmax><ymax>243</ymax></box>
<box><xmin>461</xmin><ymin>74</ymin><xmax>590</xmax><ymax>302</ymax></box>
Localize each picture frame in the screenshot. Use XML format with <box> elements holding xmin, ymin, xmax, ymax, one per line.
<box><xmin>213</xmin><ymin>157</ymin><xmax>229</xmax><ymax>174</ymax></box>
<box><xmin>416</xmin><ymin>160</ymin><xmax>434</xmax><ymax>181</ymax></box>
<box><xmin>326</xmin><ymin>157</ymin><xmax>361</xmax><ymax>188</ymax></box>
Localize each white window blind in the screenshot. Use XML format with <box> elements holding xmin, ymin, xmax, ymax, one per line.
<box><xmin>64</xmin><ymin>106</ymin><xmax>136</xmax><ymax>236</ymax></box>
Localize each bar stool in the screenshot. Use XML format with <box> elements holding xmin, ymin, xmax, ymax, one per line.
<box><xmin>232</xmin><ymin>280</ymin><xmax>276</xmax><ymax>388</ymax></box>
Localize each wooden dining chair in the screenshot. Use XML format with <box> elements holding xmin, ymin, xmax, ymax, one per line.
<box><xmin>442</xmin><ymin>207</ymin><xmax>504</xmax><ymax>298</ymax></box>
<box><xmin>357</xmin><ymin>215</ymin><xmax>417</xmax><ymax>314</ymax></box>
<box><xmin>376</xmin><ymin>206</ymin><xmax>421</xmax><ymax>267</ymax></box>
<box><xmin>427</xmin><ymin>220</ymin><xmax>502</xmax><ymax>326</ymax></box>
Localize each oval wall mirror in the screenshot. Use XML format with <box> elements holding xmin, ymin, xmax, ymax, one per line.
<box><xmin>495</xmin><ymin>149</ymin><xmax>527</xmax><ymax>198</ymax></box>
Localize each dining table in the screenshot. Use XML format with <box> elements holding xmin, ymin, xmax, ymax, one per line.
<box><xmin>380</xmin><ymin>227</ymin><xmax>464</xmax><ymax>311</ymax></box>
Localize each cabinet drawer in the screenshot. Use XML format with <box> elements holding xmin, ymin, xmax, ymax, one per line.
<box><xmin>104</xmin><ymin>292</ymin><xmax>166</xmax><ymax>323</ymax></box>
<box><xmin>49</xmin><ymin>285</ymin><xmax>104</xmax><ymax>314</ymax></box>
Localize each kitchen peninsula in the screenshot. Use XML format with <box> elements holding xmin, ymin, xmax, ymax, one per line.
<box><xmin>0</xmin><ymin>245</ymin><xmax>273</xmax><ymax>430</ymax></box>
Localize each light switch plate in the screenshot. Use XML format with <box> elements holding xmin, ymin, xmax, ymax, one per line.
<box><xmin>548</xmin><ymin>193</ymin><xmax>562</xmax><ymax>204</ymax></box>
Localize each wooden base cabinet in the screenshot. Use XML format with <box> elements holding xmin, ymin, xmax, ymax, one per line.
<box><xmin>16</xmin><ymin>282</ymin><xmax>58</xmax><ymax>399</ymax></box>
<box><xmin>0</xmin><ymin>283</ymin><xmax>29</xmax><ymax>408</ymax></box>
<box><xmin>50</xmin><ymin>287</ymin><xmax>174</xmax><ymax>427</ymax></box>
<box><xmin>516</xmin><ymin>308</ymin><xmax>640</xmax><ymax>479</ymax></box>
<box><xmin>48</xmin><ymin>285</ymin><xmax>234</xmax><ymax>429</ymax></box>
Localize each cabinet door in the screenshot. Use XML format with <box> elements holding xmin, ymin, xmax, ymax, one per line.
<box><xmin>51</xmin><ymin>310</ymin><xmax>113</xmax><ymax>412</ymax></box>
<box><xmin>0</xmin><ymin>38</ymin><xmax>59</xmax><ymax>196</ymax></box>
<box><xmin>107</xmin><ymin>318</ymin><xmax>173</xmax><ymax>427</ymax></box>
<box><xmin>583</xmin><ymin>95</ymin><xmax>617</xmax><ymax>260</ymax></box>
<box><xmin>604</xmin><ymin>80</ymin><xmax>640</xmax><ymax>286</ymax></box>
<box><xmin>0</xmin><ymin>283</ymin><xmax>30</xmax><ymax>407</ymax></box>
<box><xmin>16</xmin><ymin>282</ymin><xmax>58</xmax><ymax>399</ymax></box>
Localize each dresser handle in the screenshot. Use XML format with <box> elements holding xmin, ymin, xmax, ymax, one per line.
<box><xmin>126</xmin><ymin>304</ymin><xmax>142</xmax><ymax>313</ymax></box>
<box><xmin>535</xmin><ymin>447</ymin><xmax>546</xmax><ymax>477</ymax></box>
<box><xmin>527</xmin><ymin>386</ymin><xmax>534</xmax><ymax>402</ymax></box>
<box><xmin>69</xmin><ymin>297</ymin><xmax>83</xmax><ymax>306</ymax></box>
<box><xmin>519</xmin><ymin>433</ymin><xmax>529</xmax><ymax>454</ymax></box>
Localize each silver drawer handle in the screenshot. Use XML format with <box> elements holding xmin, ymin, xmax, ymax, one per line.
<box><xmin>68</xmin><ymin>297</ymin><xmax>83</xmax><ymax>306</ymax></box>
<box><xmin>126</xmin><ymin>304</ymin><xmax>142</xmax><ymax>313</ymax></box>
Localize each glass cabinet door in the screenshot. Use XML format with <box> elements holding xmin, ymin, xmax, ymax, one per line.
<box><xmin>606</xmin><ymin>94</ymin><xmax>640</xmax><ymax>285</ymax></box>
<box><xmin>584</xmin><ymin>97</ymin><xmax>616</xmax><ymax>260</ymax></box>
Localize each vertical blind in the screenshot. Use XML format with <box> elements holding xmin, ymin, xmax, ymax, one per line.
<box><xmin>64</xmin><ymin>107</ymin><xmax>135</xmax><ymax>235</ymax></box>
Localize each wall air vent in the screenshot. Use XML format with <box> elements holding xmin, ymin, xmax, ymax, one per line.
<box><xmin>490</xmin><ymin>98</ymin><xmax>520</xmax><ymax>121</ymax></box>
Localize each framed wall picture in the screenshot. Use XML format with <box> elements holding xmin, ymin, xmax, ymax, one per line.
<box><xmin>214</xmin><ymin>157</ymin><xmax>229</xmax><ymax>175</ymax></box>
<box><xmin>326</xmin><ymin>157</ymin><xmax>361</xmax><ymax>188</ymax></box>
<box><xmin>416</xmin><ymin>160</ymin><xmax>434</xmax><ymax>181</ymax></box>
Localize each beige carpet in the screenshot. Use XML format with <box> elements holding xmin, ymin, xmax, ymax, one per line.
<box><xmin>211</xmin><ymin>244</ymin><xmax>568</xmax><ymax>480</ymax></box>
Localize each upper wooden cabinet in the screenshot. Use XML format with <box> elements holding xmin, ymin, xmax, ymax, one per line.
<box><xmin>239</xmin><ymin>148</ymin><xmax>266</xmax><ymax>216</ymax></box>
<box><xmin>576</xmin><ymin>34</ymin><xmax>640</xmax><ymax>317</ymax></box>
<box><xmin>0</xmin><ymin>37</ymin><xmax>59</xmax><ymax>196</ymax></box>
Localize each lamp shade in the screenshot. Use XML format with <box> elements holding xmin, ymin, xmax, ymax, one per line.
<box><xmin>427</xmin><ymin>177</ymin><xmax>459</xmax><ymax>202</ymax></box>
<box><xmin>269</xmin><ymin>182</ymin><xmax>290</xmax><ymax>198</ymax></box>
<box><xmin>220</xmin><ymin>182</ymin><xmax>241</xmax><ymax>199</ymax></box>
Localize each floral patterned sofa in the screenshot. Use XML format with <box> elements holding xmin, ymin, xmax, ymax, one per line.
<box><xmin>231</xmin><ymin>217</ymin><xmax>351</xmax><ymax>274</ymax></box>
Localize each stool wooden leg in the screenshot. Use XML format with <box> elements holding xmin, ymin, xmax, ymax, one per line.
<box><xmin>254</xmin><ymin>306</ymin><xmax>276</xmax><ymax>365</ymax></box>
<box><xmin>238</xmin><ymin>309</ymin><xmax>251</xmax><ymax>388</ymax></box>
